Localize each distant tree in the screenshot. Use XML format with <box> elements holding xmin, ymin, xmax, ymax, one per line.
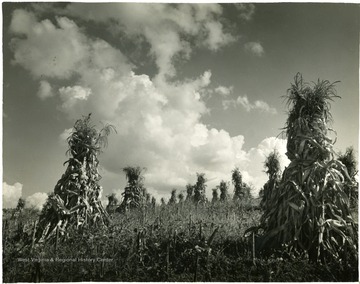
<box><xmin>168</xmin><ymin>189</ymin><xmax>178</xmax><ymax>205</ymax></box>
<box><xmin>219</xmin><ymin>180</ymin><xmax>229</xmax><ymax>202</ymax></box>
<box><xmin>212</xmin><ymin>188</ymin><xmax>219</xmax><ymax>203</ymax></box>
<box><xmin>194</xmin><ymin>173</ymin><xmax>207</xmax><ymax>204</ymax></box>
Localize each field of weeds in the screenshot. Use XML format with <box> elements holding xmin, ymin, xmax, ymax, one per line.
<box><xmin>3</xmin><ymin>201</ymin><xmax>358</xmax><ymax>282</ymax></box>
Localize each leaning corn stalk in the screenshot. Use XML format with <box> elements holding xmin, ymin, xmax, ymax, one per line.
<box><xmin>35</xmin><ymin>114</ymin><xmax>115</xmax><ymax>243</ymax></box>
<box><xmin>258</xmin><ymin>74</ymin><xmax>358</xmax><ymax>263</ymax></box>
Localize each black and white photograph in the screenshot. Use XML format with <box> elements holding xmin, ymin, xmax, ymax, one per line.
<box><xmin>2</xmin><ymin>2</ymin><xmax>359</xmax><ymax>282</ymax></box>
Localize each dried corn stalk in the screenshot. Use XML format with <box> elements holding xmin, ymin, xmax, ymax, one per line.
<box><xmin>260</xmin><ymin>150</ymin><xmax>281</xmax><ymax>211</ymax></box>
<box><xmin>35</xmin><ymin>114</ymin><xmax>115</xmax><ymax>243</ymax></box>
<box><xmin>258</xmin><ymin>74</ymin><xmax>358</xmax><ymax>263</ymax></box>
<box><xmin>117</xmin><ymin>166</ymin><xmax>147</xmax><ymax>212</ymax></box>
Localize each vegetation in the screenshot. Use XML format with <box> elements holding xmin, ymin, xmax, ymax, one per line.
<box><xmin>338</xmin><ymin>147</ymin><xmax>358</xmax><ymax>208</ymax></box>
<box><xmin>35</xmin><ymin>114</ymin><xmax>115</xmax><ymax>243</ymax></box>
<box><xmin>232</xmin><ymin>168</ymin><xmax>250</xmax><ymax>201</ymax></box>
<box><xmin>219</xmin><ymin>180</ymin><xmax>229</xmax><ymax>202</ymax></box>
<box><xmin>193</xmin><ymin>173</ymin><xmax>207</xmax><ymax>204</ymax></box>
<box><xmin>116</xmin><ymin>166</ymin><xmax>147</xmax><ymax>213</ymax></box>
<box><xmin>259</xmin><ymin>150</ymin><xmax>281</xmax><ymax>211</ymax></box>
<box><xmin>256</xmin><ymin>73</ymin><xmax>358</xmax><ymax>265</ymax></box>
<box><xmin>2</xmin><ymin>74</ymin><xmax>358</xmax><ymax>281</ymax></box>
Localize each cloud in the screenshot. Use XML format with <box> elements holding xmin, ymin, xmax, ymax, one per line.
<box><xmin>223</xmin><ymin>95</ymin><xmax>277</xmax><ymax>114</ymax></box>
<box><xmin>215</xmin><ymin>85</ymin><xmax>233</xmax><ymax>97</ymax></box>
<box><xmin>9</xmin><ymin>8</ymin><xmax>37</xmax><ymax>34</ymax></box>
<box><xmin>244</xmin><ymin>42</ymin><xmax>264</xmax><ymax>57</ymax></box>
<box><xmin>8</xmin><ymin>6</ymin><xmax>279</xmax><ymax>201</ymax></box>
<box><xmin>235</xmin><ymin>3</ymin><xmax>256</xmax><ymax>21</ymax></box>
<box><xmin>63</xmin><ymin>3</ymin><xmax>235</xmax><ymax>78</ymax></box>
<box><xmin>26</xmin><ymin>192</ymin><xmax>48</xmax><ymax>210</ymax></box>
<box><xmin>9</xmin><ymin>9</ymin><xmax>131</xmax><ymax>80</ymax></box>
<box><xmin>204</xmin><ymin>21</ymin><xmax>236</xmax><ymax>51</ymax></box>
<box><xmin>59</xmin><ymin>85</ymin><xmax>92</xmax><ymax>111</ymax></box>
<box><xmin>10</xmin><ymin>10</ymin><xmax>90</xmax><ymax>79</ymax></box>
<box><xmin>37</xmin><ymin>80</ymin><xmax>53</xmax><ymax>100</ymax></box>
<box><xmin>3</xmin><ymin>182</ymin><xmax>23</xmax><ymax>208</ymax></box>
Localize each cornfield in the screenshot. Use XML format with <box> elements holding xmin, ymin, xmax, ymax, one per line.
<box><xmin>2</xmin><ymin>75</ymin><xmax>358</xmax><ymax>282</ymax></box>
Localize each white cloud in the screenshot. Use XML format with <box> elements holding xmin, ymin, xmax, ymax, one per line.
<box><xmin>10</xmin><ymin>9</ymin><xmax>131</xmax><ymax>80</ymax></box>
<box><xmin>3</xmin><ymin>182</ymin><xmax>23</xmax><ymax>208</ymax></box>
<box><xmin>9</xmin><ymin>7</ymin><xmax>281</xmax><ymax>201</ymax></box>
<box><xmin>63</xmin><ymin>3</ymin><xmax>235</xmax><ymax>78</ymax></box>
<box><xmin>37</xmin><ymin>80</ymin><xmax>53</xmax><ymax>100</ymax></box>
<box><xmin>235</xmin><ymin>4</ymin><xmax>256</xmax><ymax>21</ymax></box>
<box><xmin>9</xmin><ymin>9</ymin><xmax>37</xmax><ymax>34</ymax></box>
<box><xmin>215</xmin><ymin>85</ymin><xmax>233</xmax><ymax>97</ymax></box>
<box><xmin>59</xmin><ymin>85</ymin><xmax>92</xmax><ymax>111</ymax></box>
<box><xmin>10</xmin><ymin>11</ymin><xmax>90</xmax><ymax>78</ymax></box>
<box><xmin>204</xmin><ymin>21</ymin><xmax>236</xmax><ymax>51</ymax></box>
<box><xmin>244</xmin><ymin>41</ymin><xmax>264</xmax><ymax>57</ymax></box>
<box><xmin>26</xmin><ymin>192</ymin><xmax>48</xmax><ymax>210</ymax></box>
<box><xmin>223</xmin><ymin>95</ymin><xmax>277</xmax><ymax>114</ymax></box>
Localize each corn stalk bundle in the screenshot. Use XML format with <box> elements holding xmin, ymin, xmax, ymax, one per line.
<box><xmin>212</xmin><ymin>188</ymin><xmax>219</xmax><ymax>203</ymax></box>
<box><xmin>338</xmin><ymin>147</ymin><xmax>358</xmax><ymax>208</ymax></box>
<box><xmin>218</xmin><ymin>180</ymin><xmax>229</xmax><ymax>202</ymax></box>
<box><xmin>194</xmin><ymin>173</ymin><xmax>207</xmax><ymax>204</ymax></box>
<box><xmin>117</xmin><ymin>166</ymin><xmax>146</xmax><ymax>212</ymax></box>
<box><xmin>35</xmin><ymin>114</ymin><xmax>115</xmax><ymax>243</ymax></box>
<box><xmin>232</xmin><ymin>167</ymin><xmax>250</xmax><ymax>201</ymax></box>
<box><xmin>260</xmin><ymin>151</ymin><xmax>281</xmax><ymax>211</ymax></box>
<box><xmin>258</xmin><ymin>74</ymin><xmax>358</xmax><ymax>263</ymax></box>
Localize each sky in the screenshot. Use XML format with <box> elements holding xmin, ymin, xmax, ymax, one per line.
<box><xmin>2</xmin><ymin>2</ymin><xmax>359</xmax><ymax>208</ymax></box>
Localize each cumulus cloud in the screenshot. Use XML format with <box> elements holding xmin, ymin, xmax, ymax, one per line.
<box><xmin>9</xmin><ymin>9</ymin><xmax>131</xmax><ymax>80</ymax></box>
<box><xmin>3</xmin><ymin>182</ymin><xmax>23</xmax><ymax>208</ymax></box>
<box><xmin>63</xmin><ymin>3</ymin><xmax>236</xmax><ymax>78</ymax></box>
<box><xmin>215</xmin><ymin>85</ymin><xmax>233</xmax><ymax>97</ymax></box>
<box><xmin>223</xmin><ymin>95</ymin><xmax>277</xmax><ymax>114</ymax></box>
<box><xmin>26</xmin><ymin>192</ymin><xmax>48</xmax><ymax>210</ymax></box>
<box><xmin>8</xmin><ymin>6</ymin><xmax>280</xmax><ymax>200</ymax></box>
<box><xmin>244</xmin><ymin>42</ymin><xmax>264</xmax><ymax>57</ymax></box>
<box><xmin>37</xmin><ymin>80</ymin><xmax>53</xmax><ymax>100</ymax></box>
<box><xmin>59</xmin><ymin>85</ymin><xmax>92</xmax><ymax>111</ymax></box>
<box><xmin>10</xmin><ymin>11</ymin><xmax>89</xmax><ymax>78</ymax></box>
<box><xmin>235</xmin><ymin>3</ymin><xmax>256</xmax><ymax>21</ymax></box>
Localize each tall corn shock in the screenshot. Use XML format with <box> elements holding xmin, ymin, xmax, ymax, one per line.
<box><xmin>260</xmin><ymin>150</ymin><xmax>281</xmax><ymax>211</ymax></box>
<box><xmin>194</xmin><ymin>173</ymin><xmax>207</xmax><ymax>204</ymax></box>
<box><xmin>117</xmin><ymin>166</ymin><xmax>147</xmax><ymax>212</ymax></box>
<box><xmin>35</xmin><ymin>114</ymin><xmax>115</xmax><ymax>243</ymax></box>
<box><xmin>259</xmin><ymin>74</ymin><xmax>358</xmax><ymax>263</ymax></box>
